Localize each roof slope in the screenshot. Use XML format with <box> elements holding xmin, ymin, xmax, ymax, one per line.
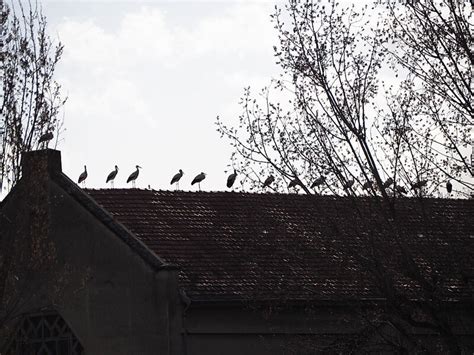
<box><xmin>86</xmin><ymin>189</ymin><xmax>473</xmax><ymax>302</ymax></box>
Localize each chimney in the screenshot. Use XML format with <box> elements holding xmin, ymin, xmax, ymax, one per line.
<box><xmin>21</xmin><ymin>149</ymin><xmax>62</xmax><ymax>179</ymax></box>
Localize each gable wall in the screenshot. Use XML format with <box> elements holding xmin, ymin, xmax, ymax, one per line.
<box><xmin>0</xmin><ymin>179</ymin><xmax>183</xmax><ymax>355</ymax></box>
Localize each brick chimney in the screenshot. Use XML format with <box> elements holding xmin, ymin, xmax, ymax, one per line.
<box><xmin>21</xmin><ymin>149</ymin><xmax>62</xmax><ymax>179</ymax></box>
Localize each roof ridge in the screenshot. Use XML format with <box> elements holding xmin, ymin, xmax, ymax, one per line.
<box><xmin>82</xmin><ymin>188</ymin><xmax>473</xmax><ymax>202</ymax></box>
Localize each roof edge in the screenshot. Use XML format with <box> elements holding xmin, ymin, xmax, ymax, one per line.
<box><xmin>52</xmin><ymin>171</ymin><xmax>177</xmax><ymax>272</ymax></box>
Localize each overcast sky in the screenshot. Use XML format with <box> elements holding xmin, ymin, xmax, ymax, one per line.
<box><xmin>40</xmin><ymin>0</ymin><xmax>282</xmax><ymax>191</ymax></box>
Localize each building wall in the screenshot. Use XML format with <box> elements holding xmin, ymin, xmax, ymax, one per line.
<box><xmin>183</xmin><ymin>304</ymin><xmax>363</xmax><ymax>355</ymax></box>
<box><xmin>0</xmin><ymin>177</ymin><xmax>183</xmax><ymax>355</ymax></box>
<box><xmin>183</xmin><ymin>303</ymin><xmax>474</xmax><ymax>354</ymax></box>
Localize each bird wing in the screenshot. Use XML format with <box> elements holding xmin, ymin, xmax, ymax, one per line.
<box><xmin>127</xmin><ymin>171</ymin><xmax>137</xmax><ymax>183</ymax></box>
<box><xmin>192</xmin><ymin>173</ymin><xmax>205</xmax><ymax>185</ymax></box>
<box><xmin>106</xmin><ymin>170</ymin><xmax>117</xmax><ymax>183</ymax></box>
<box><xmin>343</xmin><ymin>180</ymin><xmax>354</xmax><ymax>189</ymax></box>
<box><xmin>264</xmin><ymin>178</ymin><xmax>274</xmax><ymax>187</ymax></box>
<box><xmin>227</xmin><ymin>174</ymin><xmax>236</xmax><ymax>188</ymax></box>
<box><xmin>171</xmin><ymin>173</ymin><xmax>181</xmax><ymax>184</ymax></box>
<box><xmin>78</xmin><ymin>172</ymin><xmax>87</xmax><ymax>183</ymax></box>
<box><xmin>39</xmin><ymin>132</ymin><xmax>53</xmax><ymax>143</ymax></box>
<box><xmin>447</xmin><ymin>182</ymin><xmax>452</xmax><ymax>193</ymax></box>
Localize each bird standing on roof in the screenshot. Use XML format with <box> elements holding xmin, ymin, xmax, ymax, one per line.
<box><xmin>362</xmin><ymin>180</ymin><xmax>373</xmax><ymax>190</ymax></box>
<box><xmin>191</xmin><ymin>172</ymin><xmax>206</xmax><ymax>191</ymax></box>
<box><xmin>263</xmin><ymin>175</ymin><xmax>275</xmax><ymax>189</ymax></box>
<box><xmin>382</xmin><ymin>177</ymin><xmax>394</xmax><ymax>189</ymax></box>
<box><xmin>395</xmin><ymin>185</ymin><xmax>407</xmax><ymax>195</ymax></box>
<box><xmin>227</xmin><ymin>169</ymin><xmax>237</xmax><ymax>188</ymax></box>
<box><xmin>78</xmin><ymin>166</ymin><xmax>87</xmax><ymax>186</ymax></box>
<box><xmin>106</xmin><ymin>165</ymin><xmax>119</xmax><ymax>188</ymax></box>
<box><xmin>311</xmin><ymin>176</ymin><xmax>325</xmax><ymax>189</ymax></box>
<box><xmin>411</xmin><ymin>180</ymin><xmax>427</xmax><ymax>190</ymax></box>
<box><xmin>38</xmin><ymin>131</ymin><xmax>53</xmax><ymax>148</ymax></box>
<box><xmin>342</xmin><ymin>179</ymin><xmax>354</xmax><ymax>190</ymax></box>
<box><xmin>446</xmin><ymin>180</ymin><xmax>452</xmax><ymax>194</ymax></box>
<box><xmin>288</xmin><ymin>177</ymin><xmax>300</xmax><ymax>189</ymax></box>
<box><xmin>127</xmin><ymin>165</ymin><xmax>141</xmax><ymax>188</ymax></box>
<box><xmin>170</xmin><ymin>169</ymin><xmax>184</xmax><ymax>190</ymax></box>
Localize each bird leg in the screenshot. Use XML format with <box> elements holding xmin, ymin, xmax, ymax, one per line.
<box><xmin>132</xmin><ymin>181</ymin><xmax>136</xmax><ymax>188</ymax></box>
<box><xmin>198</xmin><ymin>183</ymin><xmax>201</xmax><ymax>191</ymax></box>
<box><xmin>110</xmin><ymin>181</ymin><xmax>114</xmax><ymax>188</ymax></box>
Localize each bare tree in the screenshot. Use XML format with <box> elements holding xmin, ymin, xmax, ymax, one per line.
<box><xmin>217</xmin><ymin>0</ymin><xmax>472</xmax><ymax>197</ymax></box>
<box><xmin>0</xmin><ymin>0</ymin><xmax>66</xmax><ymax>192</ymax></box>
<box><xmin>385</xmin><ymin>0</ymin><xmax>473</xmax><ymax>180</ymax></box>
<box><xmin>217</xmin><ymin>0</ymin><xmax>473</xmax><ymax>352</ymax></box>
<box><xmin>0</xmin><ymin>0</ymin><xmax>70</xmax><ymax>346</ymax></box>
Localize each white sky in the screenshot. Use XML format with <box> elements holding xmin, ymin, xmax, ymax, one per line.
<box><xmin>17</xmin><ymin>0</ymin><xmax>473</xmax><ymax>195</ymax></box>
<box><xmin>41</xmin><ymin>0</ymin><xmax>283</xmax><ymax>191</ymax></box>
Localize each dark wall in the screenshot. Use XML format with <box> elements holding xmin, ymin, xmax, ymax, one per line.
<box><xmin>183</xmin><ymin>303</ymin><xmax>474</xmax><ymax>354</ymax></box>
<box><xmin>183</xmin><ymin>304</ymin><xmax>363</xmax><ymax>355</ymax></box>
<box><xmin>0</xmin><ymin>177</ymin><xmax>183</xmax><ymax>355</ymax></box>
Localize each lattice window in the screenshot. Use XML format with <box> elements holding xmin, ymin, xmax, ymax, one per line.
<box><xmin>4</xmin><ymin>312</ymin><xmax>84</xmax><ymax>355</ymax></box>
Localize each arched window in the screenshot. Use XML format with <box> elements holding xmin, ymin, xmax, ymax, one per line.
<box><xmin>4</xmin><ymin>312</ymin><xmax>83</xmax><ymax>355</ymax></box>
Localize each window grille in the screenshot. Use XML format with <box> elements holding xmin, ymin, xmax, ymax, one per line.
<box><xmin>4</xmin><ymin>312</ymin><xmax>84</xmax><ymax>355</ymax></box>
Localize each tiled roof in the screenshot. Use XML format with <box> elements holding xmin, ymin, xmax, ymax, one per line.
<box><xmin>85</xmin><ymin>189</ymin><xmax>473</xmax><ymax>302</ymax></box>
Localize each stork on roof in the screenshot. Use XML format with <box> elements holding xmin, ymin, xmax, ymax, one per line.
<box><xmin>227</xmin><ymin>169</ymin><xmax>237</xmax><ymax>189</ymax></box>
<box><xmin>171</xmin><ymin>169</ymin><xmax>184</xmax><ymax>190</ymax></box>
<box><xmin>106</xmin><ymin>165</ymin><xmax>119</xmax><ymax>188</ymax></box>
<box><xmin>127</xmin><ymin>165</ymin><xmax>141</xmax><ymax>188</ymax></box>
<box><xmin>191</xmin><ymin>172</ymin><xmax>206</xmax><ymax>191</ymax></box>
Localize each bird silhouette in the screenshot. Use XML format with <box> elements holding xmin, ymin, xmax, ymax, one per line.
<box><xmin>288</xmin><ymin>178</ymin><xmax>300</xmax><ymax>189</ymax></box>
<box><xmin>127</xmin><ymin>165</ymin><xmax>141</xmax><ymax>187</ymax></box>
<box><xmin>342</xmin><ymin>179</ymin><xmax>354</xmax><ymax>190</ymax></box>
<box><xmin>170</xmin><ymin>169</ymin><xmax>184</xmax><ymax>189</ymax></box>
<box><xmin>38</xmin><ymin>131</ymin><xmax>54</xmax><ymax>147</ymax></box>
<box><xmin>78</xmin><ymin>166</ymin><xmax>87</xmax><ymax>185</ymax></box>
<box><xmin>192</xmin><ymin>172</ymin><xmax>206</xmax><ymax>191</ymax></box>
<box><xmin>227</xmin><ymin>169</ymin><xmax>237</xmax><ymax>188</ymax></box>
<box><xmin>263</xmin><ymin>175</ymin><xmax>275</xmax><ymax>188</ymax></box>
<box><xmin>106</xmin><ymin>165</ymin><xmax>119</xmax><ymax>187</ymax></box>
<box><xmin>362</xmin><ymin>180</ymin><xmax>373</xmax><ymax>190</ymax></box>
<box><xmin>310</xmin><ymin>176</ymin><xmax>325</xmax><ymax>188</ymax></box>
<box><xmin>411</xmin><ymin>180</ymin><xmax>427</xmax><ymax>190</ymax></box>
<box><xmin>446</xmin><ymin>180</ymin><xmax>452</xmax><ymax>194</ymax></box>
<box><xmin>395</xmin><ymin>185</ymin><xmax>407</xmax><ymax>195</ymax></box>
<box><xmin>382</xmin><ymin>177</ymin><xmax>394</xmax><ymax>189</ymax></box>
